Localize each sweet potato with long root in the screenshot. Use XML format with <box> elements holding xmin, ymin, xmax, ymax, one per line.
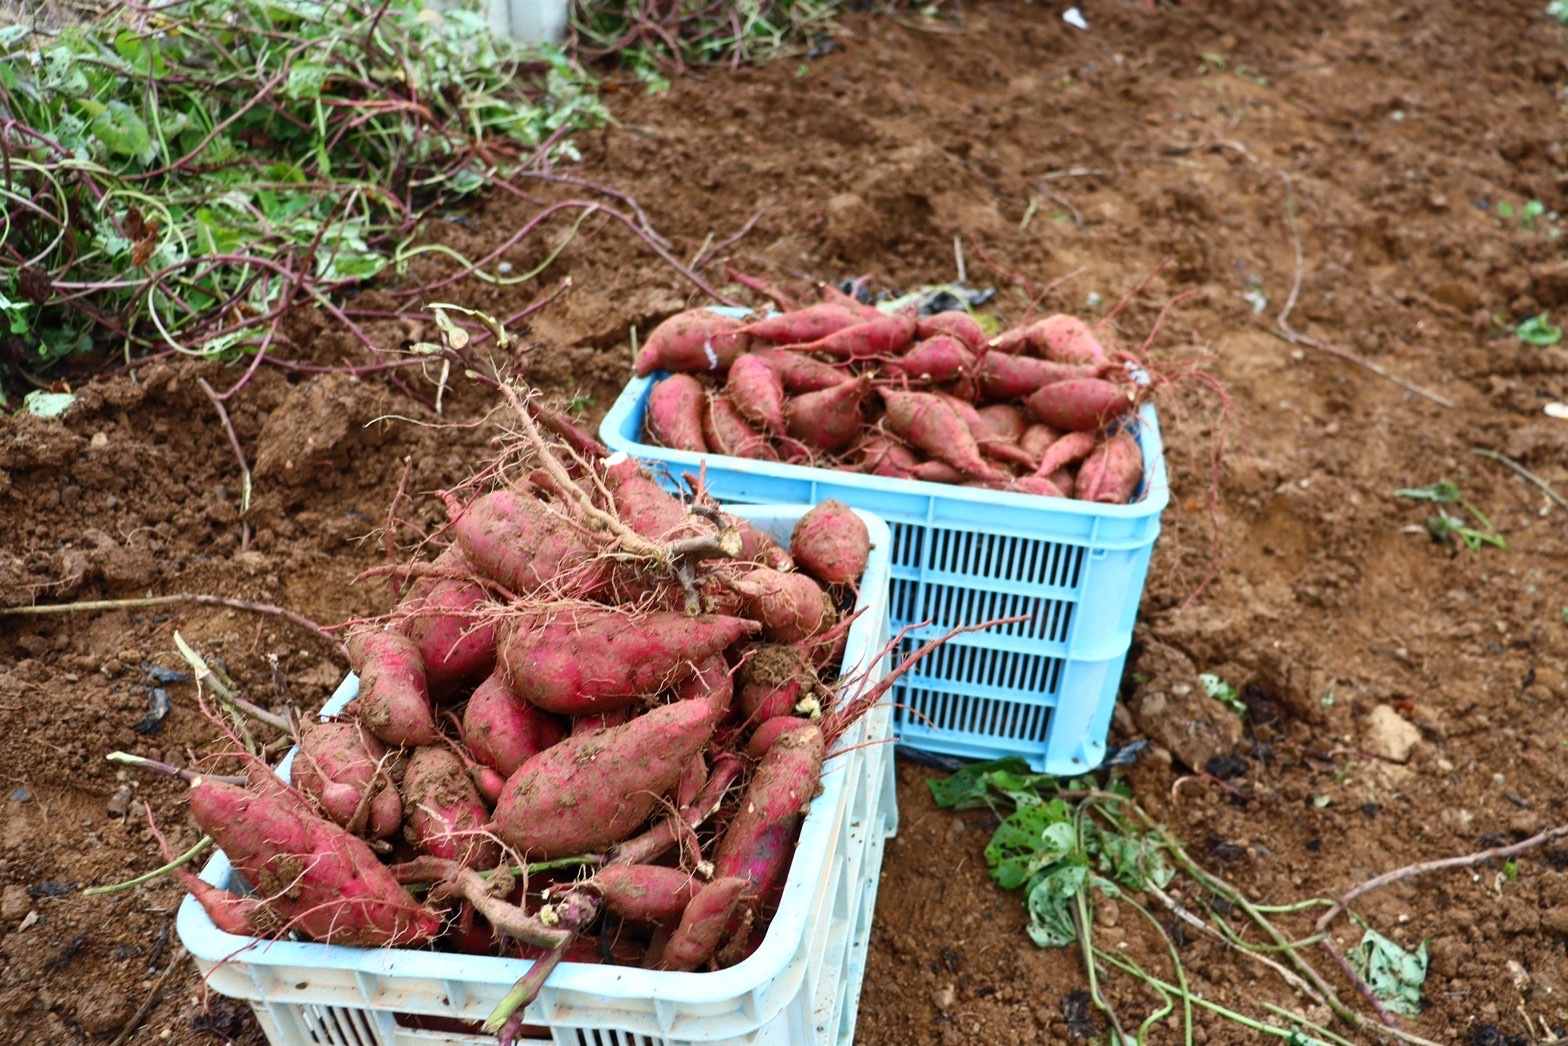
<box><xmin>291</xmin><ymin>719</ymin><xmax>402</xmax><ymax>839</ymax></box>
<box><xmin>498</xmin><ymin>606</ymin><xmax>760</xmax><ymax>717</ymax></box>
<box><xmin>185</xmin><ymin>775</ymin><xmax>441</xmax><ymax>947</ymax></box>
<box><xmin>977</xmin><ymin>352</ymin><xmax>1099</xmax><ymax>402</ymax></box>
<box><xmin>784</xmin><ymin>376</ymin><xmax>872</xmax><ymax>455</ymax></box>
<box><xmin>461</xmin><ymin>672</ymin><xmax>567</xmax><ymax>778</ymax></box>
<box><xmin>646</xmin><ymin>374</ymin><xmax>709</xmax><ymax>452</ymax></box>
<box><xmin>1075</xmin><ymin>431</ymin><xmax>1145</xmax><ymax>504</ymax></box>
<box><xmin>402</xmin><ymin>746</ymin><xmax>500</xmax><ymax>869</ymax></box>
<box><xmin>346</xmin><ymin>628</ymin><xmax>441</xmax><ymax>747</ymax></box>
<box><xmin>489</xmin><ymin>693</ymin><xmax>725</xmax><ymax>858</ymax></box>
<box><xmin>789</xmin><ymin>499</ymin><xmax>870</xmax><ymax>587</ymax></box>
<box><xmin>990</xmin><ymin>314</ymin><xmax>1107</xmax><ymax>363</ymax></box>
<box><xmin>634</xmin><ymin>309</ymin><xmax>750</xmax><ymax>377</ymax></box>
<box><xmin>654</xmin><ymin>877</ymin><xmax>749</xmax><ymax>971</ymax></box>
<box><xmin>396</xmin><ymin>551</ymin><xmax>498</xmax><ymax>701</ymax></box>
<box><xmin>879</xmin><ymin>389</ymin><xmax>1009</xmax><ymax>482</ymax></box>
<box><xmin>1026</xmin><ymin>377</ymin><xmax>1136</xmax><ymax>432</ymax></box>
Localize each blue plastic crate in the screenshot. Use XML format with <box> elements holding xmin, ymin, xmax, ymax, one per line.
<box><xmin>600</xmin><ymin>369</ymin><xmax>1169</xmax><ymax>775</ymax></box>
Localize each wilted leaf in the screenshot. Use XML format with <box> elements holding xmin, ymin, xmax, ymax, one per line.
<box><xmin>1346</xmin><ymin>929</ymin><xmax>1428</xmax><ymax>1017</ymax></box>
<box><xmin>23</xmin><ymin>391</ymin><xmax>75</xmax><ymax>418</ymax></box>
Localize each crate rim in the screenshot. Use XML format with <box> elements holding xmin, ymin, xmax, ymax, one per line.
<box><xmin>176</xmin><ymin>504</ymin><xmax>894</xmax><ymax>1014</ymax></box>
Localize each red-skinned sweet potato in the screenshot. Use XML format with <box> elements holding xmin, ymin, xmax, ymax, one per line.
<box><xmin>346</xmin><ymin>628</ymin><xmax>441</xmax><ymax>748</ymax></box>
<box><xmin>1075</xmin><ymin>431</ymin><xmax>1144</xmax><ymax>504</ymax></box>
<box><xmin>490</xmin><ymin>693</ymin><xmax>725</xmax><ymax>858</ymax></box>
<box><xmin>857</xmin><ymin>435</ymin><xmax>921</xmax><ymax>479</ymax></box>
<box><xmin>396</xmin><ymin>548</ymin><xmax>498</xmax><ymax>701</ymax></box>
<box><xmin>654</xmin><ymin>877</ymin><xmax>750</xmax><ymax>971</ymax></box>
<box><xmin>498</xmin><ymin>607</ymin><xmax>760</xmax><ymax>716</ymax></box>
<box><xmin>740</xmin><ymin>303</ymin><xmax>865</xmax><ymax>344</ymax></box>
<box><xmin>646</xmin><ymin>374</ymin><xmax>709</xmax><ymax>452</ymax></box>
<box><xmin>724</xmin><ymin>354</ymin><xmax>787</xmax><ymax>434</ymax></box>
<box><xmin>884</xmin><ymin>335</ymin><xmax>976</xmax><ymax>383</ymax></box>
<box><xmin>186</xmin><ymin>775</ymin><xmax>441</xmax><ymax>947</ymax></box>
<box><xmin>602</xmin><ymin>455</ymin><xmax>695</xmax><ymax>542</ymax></box>
<box><xmin>1010</xmin><ymin>474</ymin><xmax>1068</xmax><ymax>498</ymax></box>
<box><xmin>1020</xmin><ymin>423</ymin><xmax>1064</xmax><ymax>460</ymax></box>
<box><xmin>402</xmin><ymin>746</ymin><xmax>500</xmax><ymax>869</ymax></box>
<box><xmin>743</xmin><ymin>347</ymin><xmax>851</xmax><ymax>393</ymax></box>
<box><xmin>789</xmin><ymin>499</ymin><xmax>869</xmax><ymax>587</ymax></box>
<box><xmin>711</xmin><ymin>724</ymin><xmax>826</xmax><ymax>900</ymax></box>
<box><xmin>1033</xmin><ymin>428</ymin><xmax>1098</xmax><ymax>477</ymax></box>
<box><xmin>784</xmin><ymin>376</ymin><xmax>872</xmax><ymax>454</ymax></box>
<box><xmin>975</xmin><ymin>403</ymin><xmax>1030</xmax><ymax>443</ymax></box>
<box><xmin>976</xmin><ymin>352</ymin><xmax>1099</xmax><ymax>402</ymax></box>
<box><xmin>634</xmin><ymin>310</ymin><xmax>750</xmax><ymax>377</ymax></box>
<box><xmin>291</xmin><ymin>718</ymin><xmax>402</xmax><ymax>839</ymax></box>
<box><xmin>745</xmin><ymin>716</ymin><xmax>816</xmax><ymax>759</ymax></box>
<box><xmin>461</xmin><ymin>671</ymin><xmax>567</xmax><ymax>778</ymax></box>
<box><xmin>1032</xmin><ymin>314</ymin><xmax>1108</xmax><ymax>363</ymax></box>
<box><xmin>1026</xmin><ymin>378</ymin><xmax>1136</xmax><ymax>431</ymax></box>
<box><xmin>879</xmin><ymin>389</ymin><xmax>1009</xmax><ymax>482</ymax></box>
<box><xmin>916</xmin><ymin>311</ymin><xmax>990</xmax><ymax>355</ymax></box>
<box><xmin>704</xmin><ymin>394</ymin><xmax>778</xmax><ymax>460</ymax></box>
<box><xmin>591</xmin><ymin>865</ymin><xmax>704</xmax><ymax>923</ymax></box>
<box><xmin>738</xmin><ymin>644</ymin><xmax>817</xmax><ymax>723</ymax></box>
<box><xmin>818</xmin><ymin>284</ymin><xmax>886</xmax><ymax>321</ymax></box>
<box><xmin>782</xmin><ymin>310</ymin><xmax>916</xmax><ymax>360</ymax></box>
<box><xmin>448</xmin><ymin>488</ymin><xmax>605</xmax><ymax>598</ymax></box>
<box><xmin>725</xmin><ymin>566</ymin><xmax>835</xmax><ymax>644</ymax></box>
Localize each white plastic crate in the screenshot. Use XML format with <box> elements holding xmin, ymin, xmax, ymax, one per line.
<box><xmin>176</xmin><ymin>505</ymin><xmax>898</xmax><ymax>1045</ymax></box>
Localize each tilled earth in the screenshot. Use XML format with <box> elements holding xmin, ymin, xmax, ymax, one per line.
<box><xmin>2</xmin><ymin>1</ymin><xmax>1567</xmax><ymax>1044</ymax></box>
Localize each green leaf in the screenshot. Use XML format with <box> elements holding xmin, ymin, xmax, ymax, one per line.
<box><xmin>1346</xmin><ymin>930</ymin><xmax>1428</xmax><ymax>1017</ymax></box>
<box><xmin>284</xmin><ymin>63</ymin><xmax>330</xmax><ymax>101</ymax></box>
<box><xmin>1394</xmin><ymin>480</ymin><xmax>1462</xmax><ymax>504</ymax></box>
<box><xmin>1024</xmin><ymin>864</ymin><xmax>1088</xmax><ymax>948</ymax></box>
<box><xmin>985</xmin><ymin>803</ymin><xmax>1076</xmax><ymax>889</ymax></box>
<box><xmin>927</xmin><ymin>758</ymin><xmax>1034</xmax><ymax>809</ymax></box>
<box><xmin>87</xmin><ymin>100</ymin><xmax>154</xmax><ymax>161</ymax></box>
<box><xmin>22</xmin><ymin>390</ymin><xmax>75</xmax><ymax>418</ymax></box>
<box><xmin>1095</xmin><ymin>831</ymin><xmax>1175</xmax><ymax>892</ymax></box>
<box><xmin>1516</xmin><ymin>314</ymin><xmax>1564</xmax><ymax>347</ymax></box>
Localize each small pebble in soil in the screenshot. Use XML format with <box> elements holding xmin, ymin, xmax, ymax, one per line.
<box><xmin>107</xmin><ymin>785</ymin><xmax>132</xmax><ymax>818</ymax></box>
<box><xmin>2</xmin><ymin>885</ymin><xmax>30</xmax><ymax>922</ymax></box>
<box><xmin>10</xmin><ymin>786</ymin><xmax>31</xmax><ymax>802</ymax></box>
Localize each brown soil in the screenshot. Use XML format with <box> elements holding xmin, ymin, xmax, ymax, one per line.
<box><xmin>4</xmin><ymin>1</ymin><xmax>1567</xmax><ymax>1043</ymax></box>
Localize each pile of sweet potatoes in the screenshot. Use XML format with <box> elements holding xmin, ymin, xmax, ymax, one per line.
<box><xmin>634</xmin><ymin>289</ymin><xmax>1150</xmax><ymax>505</ymax></box>
<box><xmin>167</xmin><ymin>397</ymin><xmax>934</xmax><ymax>1043</ymax></box>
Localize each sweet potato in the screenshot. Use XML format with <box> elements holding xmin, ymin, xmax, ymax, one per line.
<box><xmin>603</xmin><ymin>455</ymin><xmax>695</xmax><ymax>542</ymax></box>
<box><xmin>291</xmin><ymin>718</ymin><xmax>402</xmax><ymax>839</ymax></box>
<box><xmin>976</xmin><ymin>352</ymin><xmax>1098</xmax><ymax>402</ymax></box>
<box><xmin>789</xmin><ymin>499</ymin><xmax>870</xmax><ymax>587</ymax></box>
<box><xmin>397</xmin><ymin>556</ymin><xmax>498</xmax><ymax>701</ymax></box>
<box><xmin>857</xmin><ymin>435</ymin><xmax>921</xmax><ymax>479</ymax></box>
<box><xmin>819</xmin><ymin>284</ymin><xmax>886</xmax><ymax>320</ymax></box>
<box><xmin>461</xmin><ymin>671</ymin><xmax>567</xmax><ymax>778</ymax></box>
<box><xmin>741</xmin><ymin>303</ymin><xmax>864</xmax><ymax>344</ymax></box>
<box><xmin>734</xmin><ymin>518</ymin><xmax>794</xmax><ymax>572</ymax></box>
<box><xmin>704</xmin><ymin>394</ymin><xmax>778</xmax><ymax>460</ymax></box>
<box><xmin>1033</xmin><ymin>314</ymin><xmax>1108</xmax><ymax>363</ymax></box>
<box><xmin>346</xmin><ymin>628</ymin><xmax>441</xmax><ymax>747</ymax></box>
<box><xmin>655</xmin><ymin>877</ymin><xmax>749</xmax><ymax>971</ymax></box>
<box><xmin>726</xmin><ymin>566</ymin><xmax>835</xmax><ymax>644</ymax></box>
<box><xmin>675</xmin><ymin>653</ymin><xmax>735</xmax><ymax>720</ymax></box>
<box><xmin>916</xmin><ymin>311</ymin><xmax>990</xmax><ymax>355</ymax></box>
<box><xmin>402</xmin><ymin>746</ymin><xmax>500</xmax><ymax>869</ymax></box>
<box><xmin>1075</xmin><ymin>431</ymin><xmax>1144</xmax><ymax>504</ymax></box>
<box><xmin>738</xmin><ymin>643</ymin><xmax>817</xmax><ymax>722</ymax></box>
<box><xmin>1010</xmin><ymin>474</ymin><xmax>1068</xmax><ymax>498</ymax></box>
<box><xmin>646</xmin><ymin>374</ymin><xmax>709</xmax><ymax>452</ymax></box>
<box><xmin>879</xmin><ymin>389</ymin><xmax>1008</xmax><ymax>482</ymax></box>
<box><xmin>186</xmin><ymin>775</ymin><xmax>441</xmax><ymax>947</ymax></box>
<box><xmin>571</xmin><ymin>706</ymin><xmax>629</xmax><ymax>736</ymax></box>
<box><xmin>745</xmin><ymin>716</ymin><xmax>816</xmax><ymax>759</ymax></box>
<box><xmin>712</xmin><ymin>724</ymin><xmax>826</xmax><ymax>899</ymax></box>
<box><xmin>724</xmin><ymin>354</ymin><xmax>786</xmax><ymax>435</ymax></box>
<box><xmin>591</xmin><ymin>865</ymin><xmax>704</xmax><ymax>923</ymax></box>
<box><xmin>1019</xmin><ymin>423</ymin><xmax>1064</xmax><ymax>460</ymax></box>
<box><xmin>498</xmin><ymin>607</ymin><xmax>760</xmax><ymax>716</ymax></box>
<box><xmin>743</xmin><ymin>347</ymin><xmax>851</xmax><ymax>393</ymax></box>
<box><xmin>634</xmin><ymin>309</ymin><xmax>750</xmax><ymax>377</ymax></box>
<box><xmin>910</xmin><ymin>458</ymin><xmax>968</xmax><ymax>484</ymax></box>
<box><xmin>1033</xmin><ymin>428</ymin><xmax>1098</xmax><ymax>477</ymax></box>
<box><xmin>1026</xmin><ymin>377</ymin><xmax>1136</xmax><ymax>431</ymax></box>
<box><xmin>975</xmin><ymin>403</ymin><xmax>1030</xmax><ymax>443</ymax></box>
<box><xmin>490</xmin><ymin>693</ymin><xmax>724</xmax><ymax>857</ymax></box>
<box><xmin>449</xmin><ymin>488</ymin><xmax>604</xmax><ymax>598</ymax></box>
<box><xmin>783</xmin><ymin>375</ymin><xmax>871</xmax><ymax>454</ymax></box>
<box><xmin>783</xmin><ymin>310</ymin><xmax>917</xmax><ymax>360</ymax></box>
<box><xmin>884</xmin><ymin>335</ymin><xmax>976</xmax><ymax>383</ymax></box>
